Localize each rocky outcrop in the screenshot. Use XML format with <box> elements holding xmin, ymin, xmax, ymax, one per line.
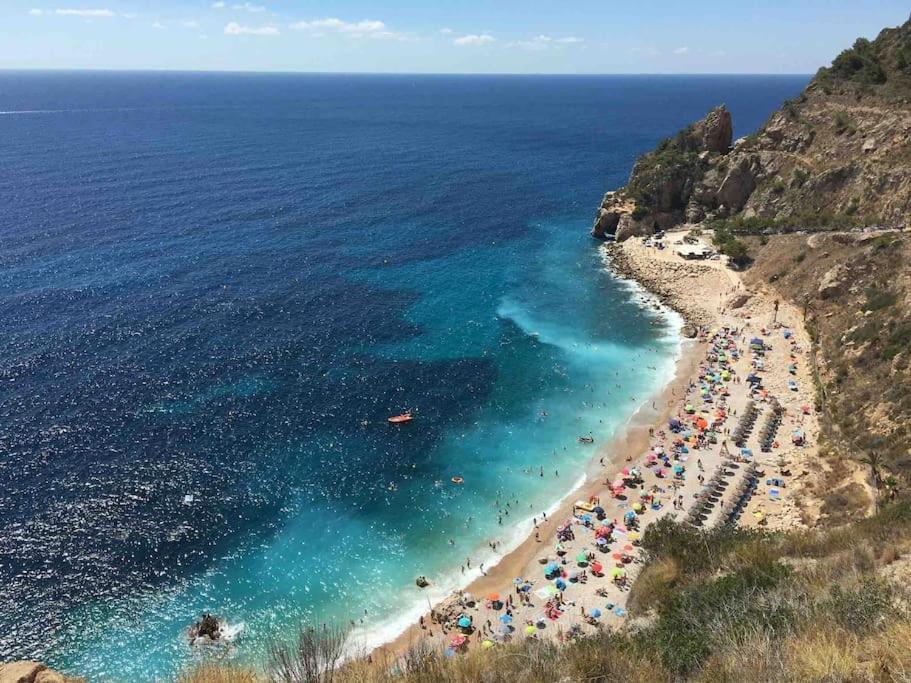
<box><xmin>0</xmin><ymin>662</ymin><xmax>82</xmax><ymax>683</ymax></box>
<box><xmin>692</xmin><ymin>105</ymin><xmax>733</xmax><ymax>154</ymax></box>
<box><xmin>591</xmin><ymin>106</ymin><xmax>733</xmax><ymax>238</ymax></box>
<box><xmin>593</xmin><ymin>17</ymin><xmax>911</xmax><ymax>236</ymax></box>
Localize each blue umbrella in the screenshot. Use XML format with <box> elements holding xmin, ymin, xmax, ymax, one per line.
<box><xmin>545</xmin><ymin>562</ymin><xmax>559</xmax><ymax>574</ymax></box>
<box><xmin>444</xmin><ymin>648</ymin><xmax>455</xmax><ymax>658</ymax></box>
<box><xmin>555</xmin><ymin>578</ymin><xmax>567</xmax><ymax>590</ymax></box>
<box><xmin>499</xmin><ymin>613</ymin><xmax>513</xmax><ymax>624</ymax></box>
<box><xmin>615</xmin><ymin>607</ymin><xmax>626</xmax><ymax>617</ymax></box>
<box><xmin>590</xmin><ymin>608</ymin><xmax>602</xmax><ymax>618</ymax></box>
<box><xmin>458</xmin><ymin>616</ymin><xmax>471</xmax><ymax>628</ymax></box>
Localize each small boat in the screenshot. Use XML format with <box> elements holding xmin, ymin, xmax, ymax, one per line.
<box><xmin>578</xmin><ymin>436</ymin><xmax>594</xmax><ymax>444</ymax></box>
<box><xmin>388</xmin><ymin>411</ymin><xmax>414</xmax><ymax>424</ymax></box>
<box><xmin>451</xmin><ymin>476</ymin><xmax>464</xmax><ymax>485</ymax></box>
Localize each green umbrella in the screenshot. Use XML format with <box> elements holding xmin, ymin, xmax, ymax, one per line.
<box><xmin>525</xmin><ymin>625</ymin><xmax>537</xmax><ymax>635</ymax></box>
<box><xmin>576</xmin><ymin>552</ymin><xmax>588</xmax><ymax>564</ymax></box>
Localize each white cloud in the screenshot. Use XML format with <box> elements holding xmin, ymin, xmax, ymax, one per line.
<box><xmin>211</xmin><ymin>1</ymin><xmax>226</xmax><ymax>7</ymax></box>
<box><xmin>32</xmin><ymin>8</ymin><xmax>117</xmax><ymax>17</ymax></box>
<box><xmin>290</xmin><ymin>18</ymin><xmax>405</xmax><ymax>40</ymax></box>
<box><xmin>673</xmin><ymin>46</ymin><xmax>689</xmax><ymax>55</ymax></box>
<box><xmin>152</xmin><ymin>21</ymin><xmax>164</xmax><ymax>29</ymax></box>
<box><xmin>453</xmin><ymin>34</ymin><xmax>494</xmax><ymax>46</ymax></box>
<box><xmin>439</xmin><ymin>27</ymin><xmax>453</xmax><ymax>35</ymax></box>
<box><xmin>57</xmin><ymin>8</ymin><xmax>115</xmax><ymax>17</ymax></box>
<box><xmin>507</xmin><ymin>35</ymin><xmax>584</xmax><ymax>50</ymax></box>
<box><xmin>233</xmin><ymin>2</ymin><xmax>265</xmax><ymax>12</ymax></box>
<box><xmin>224</xmin><ymin>21</ymin><xmax>278</xmax><ymax>36</ymax></box>
<box><xmin>632</xmin><ymin>46</ymin><xmax>661</xmax><ymax>58</ymax></box>
<box><xmin>181</xmin><ymin>20</ymin><xmax>199</xmax><ymax>28</ymax></box>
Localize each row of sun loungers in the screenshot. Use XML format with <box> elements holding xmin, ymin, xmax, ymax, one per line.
<box><xmin>683</xmin><ymin>459</ymin><xmax>758</xmax><ymax>528</ymax></box>
<box><xmin>759</xmin><ymin>399</ymin><xmax>785</xmax><ymax>452</ymax></box>
<box><xmin>732</xmin><ymin>400</ymin><xmax>761</xmax><ymax>447</ymax></box>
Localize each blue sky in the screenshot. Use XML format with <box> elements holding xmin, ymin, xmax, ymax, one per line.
<box><xmin>3</xmin><ymin>1</ymin><xmax>909</xmax><ymax>73</ymax></box>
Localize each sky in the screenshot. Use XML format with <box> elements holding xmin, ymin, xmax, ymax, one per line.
<box><xmin>2</xmin><ymin>1</ymin><xmax>909</xmax><ymax>73</ymax></box>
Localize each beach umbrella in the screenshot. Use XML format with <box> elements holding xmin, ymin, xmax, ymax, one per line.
<box><xmin>545</xmin><ymin>562</ymin><xmax>559</xmax><ymax>574</ymax></box>
<box><xmin>632</xmin><ymin>502</ymin><xmax>643</xmax><ymax>512</ymax></box>
<box><xmin>621</xmin><ymin>467</ymin><xmax>630</xmax><ymax>476</ymax></box>
<box><xmin>610</xmin><ymin>567</ymin><xmax>626</xmax><ymax>578</ymax></box>
<box><xmin>623</xmin><ymin>544</ymin><xmax>634</xmax><ymax>552</ymax></box>
<box><xmin>612</xmin><ymin>553</ymin><xmax>623</xmax><ymax>561</ymax></box>
<box><xmin>576</xmin><ymin>552</ymin><xmax>588</xmax><ymax>564</ymax></box>
<box><xmin>486</xmin><ymin>593</ymin><xmax>500</xmax><ymax>602</ymax></box>
<box><xmin>627</xmin><ymin>532</ymin><xmax>641</xmax><ymax>541</ymax></box>
<box><xmin>611</xmin><ymin>479</ymin><xmax>625</xmax><ymax>489</ymax></box>
<box><xmin>458</xmin><ymin>616</ymin><xmax>471</xmax><ymax>629</ymax></box>
<box><xmin>624</xmin><ymin>511</ymin><xmax>636</xmax><ymax>521</ymax></box>
<box><xmin>500</xmin><ymin>613</ymin><xmax>513</xmax><ymax>624</ymax></box>
<box><xmin>555</xmin><ymin>578</ymin><xmax>567</xmax><ymax>590</ymax></box>
<box><xmin>590</xmin><ymin>608</ymin><xmax>602</xmax><ymax>618</ymax></box>
<box><xmin>615</xmin><ymin>607</ymin><xmax>626</xmax><ymax>617</ymax></box>
<box><xmin>444</xmin><ymin>648</ymin><xmax>455</xmax><ymax>658</ymax></box>
<box><xmin>482</xmin><ymin>639</ymin><xmax>494</xmax><ymax>649</ymax></box>
<box><xmin>591</xmin><ymin>561</ymin><xmax>603</xmax><ymax>573</ymax></box>
<box><xmin>451</xmin><ymin>634</ymin><xmax>467</xmax><ymax>646</ymax></box>
<box><xmin>525</xmin><ymin>625</ymin><xmax>537</xmax><ymax>636</ymax></box>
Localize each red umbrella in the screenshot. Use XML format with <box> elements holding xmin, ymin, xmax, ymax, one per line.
<box><xmin>451</xmin><ymin>634</ymin><xmax>467</xmax><ymax>646</ymax></box>
<box><xmin>612</xmin><ymin>553</ymin><xmax>623</xmax><ymax>560</ymax></box>
<box><xmin>623</xmin><ymin>544</ymin><xmax>634</xmax><ymax>552</ymax></box>
<box><xmin>591</xmin><ymin>561</ymin><xmax>603</xmax><ymax>574</ymax></box>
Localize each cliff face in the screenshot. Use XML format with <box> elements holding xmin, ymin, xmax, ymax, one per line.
<box><xmin>593</xmin><ymin>16</ymin><xmax>911</xmax><ymax>239</ymax></box>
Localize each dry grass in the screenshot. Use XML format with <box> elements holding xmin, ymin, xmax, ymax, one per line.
<box><xmin>176</xmin><ymin>663</ymin><xmax>259</xmax><ymax>683</ymax></box>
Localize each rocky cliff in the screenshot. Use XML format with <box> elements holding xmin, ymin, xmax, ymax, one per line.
<box><xmin>593</xmin><ymin>15</ymin><xmax>911</xmax><ymax>239</ymax></box>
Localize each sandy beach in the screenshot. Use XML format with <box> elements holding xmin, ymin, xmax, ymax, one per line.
<box><xmin>371</xmin><ymin>229</ymin><xmax>821</xmax><ymax>660</ymax></box>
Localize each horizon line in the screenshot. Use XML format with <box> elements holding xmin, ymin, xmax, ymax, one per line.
<box><xmin>0</xmin><ymin>67</ymin><xmax>814</xmax><ymax>78</ymax></box>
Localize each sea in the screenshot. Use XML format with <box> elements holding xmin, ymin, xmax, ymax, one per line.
<box><xmin>0</xmin><ymin>72</ymin><xmax>807</xmax><ymax>681</ymax></box>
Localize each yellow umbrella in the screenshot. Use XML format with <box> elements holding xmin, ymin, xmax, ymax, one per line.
<box><xmin>482</xmin><ymin>640</ymin><xmax>494</xmax><ymax>649</ymax></box>
<box><xmin>525</xmin><ymin>625</ymin><xmax>537</xmax><ymax>636</ymax></box>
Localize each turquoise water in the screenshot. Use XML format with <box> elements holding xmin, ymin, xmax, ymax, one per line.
<box><xmin>0</xmin><ymin>73</ymin><xmax>808</xmax><ymax>680</ymax></box>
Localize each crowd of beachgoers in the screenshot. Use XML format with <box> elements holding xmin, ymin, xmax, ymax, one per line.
<box><xmin>381</xmin><ymin>230</ymin><xmax>821</xmax><ymax>659</ymax></box>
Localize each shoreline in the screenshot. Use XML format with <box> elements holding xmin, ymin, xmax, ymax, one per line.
<box><xmin>362</xmin><ymin>228</ymin><xmax>823</xmax><ymax>663</ymax></box>
<box><xmin>367</xmin><ymin>243</ymin><xmax>704</xmax><ymax>660</ymax></box>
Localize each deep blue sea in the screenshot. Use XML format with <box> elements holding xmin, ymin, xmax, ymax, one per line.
<box><xmin>0</xmin><ymin>72</ymin><xmax>807</xmax><ymax>681</ymax></box>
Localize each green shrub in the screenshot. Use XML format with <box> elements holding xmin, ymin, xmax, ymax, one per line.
<box><xmin>833</xmin><ymin>110</ymin><xmax>855</xmax><ymax>135</ymax></box>
<box><xmin>631</xmin><ymin>204</ymin><xmax>649</xmax><ymax>221</ymax></box>
<box><xmin>865</xmin><ymin>287</ymin><xmax>897</xmax><ymax>310</ymax></box>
